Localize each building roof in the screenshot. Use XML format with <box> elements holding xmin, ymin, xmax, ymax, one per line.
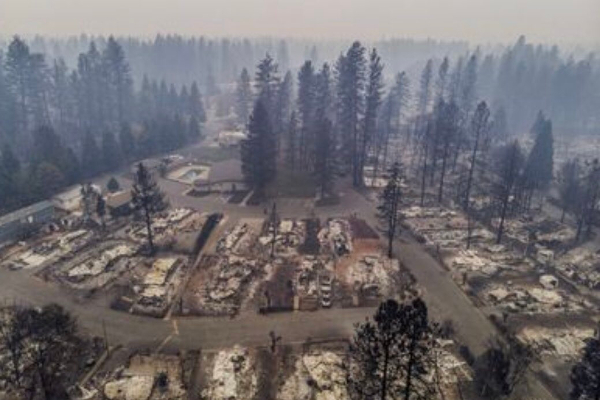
<box><xmin>0</xmin><ymin>200</ymin><xmax>54</xmax><ymax>227</ymax></box>
<box><xmin>106</xmin><ymin>191</ymin><xmax>132</xmax><ymax>208</ymax></box>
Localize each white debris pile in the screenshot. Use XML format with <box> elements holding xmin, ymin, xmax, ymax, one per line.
<box><xmin>4</xmin><ymin>229</ymin><xmax>93</xmax><ymax>270</ymax></box>
<box><xmin>296</xmin><ymin>256</ymin><xmax>325</xmax><ymax>297</ymax></box>
<box><xmin>102</xmin><ymin>354</ymin><xmax>186</xmax><ymax>400</ymax></box>
<box><xmin>518</xmin><ymin>326</ymin><xmax>595</xmax><ymax>358</ymax></box>
<box><xmin>319</xmin><ymin>219</ymin><xmax>353</xmax><ymax>256</ymax></box>
<box><xmin>259</xmin><ymin>219</ymin><xmax>305</xmax><ymax>256</ymax></box>
<box><xmin>104</xmin><ymin>375</ymin><xmax>154</xmax><ymax>400</ymax></box>
<box><xmin>279</xmin><ymin>351</ymin><xmax>348</xmax><ymax>400</ymax></box>
<box><xmin>202</xmin><ymin>346</ymin><xmax>257</xmax><ymax>400</ymax></box>
<box><xmin>446</xmin><ymin>249</ymin><xmax>499</xmax><ymax>276</ymax></box>
<box><xmin>345</xmin><ymin>255</ymin><xmax>400</xmax><ymax>297</ymax></box>
<box><xmin>484</xmin><ymin>282</ymin><xmax>588</xmax><ymax>314</ymax></box>
<box><xmin>556</xmin><ymin>247</ymin><xmax>600</xmax><ymax>289</ymax></box>
<box><xmin>217</xmin><ymin>219</ymin><xmax>263</xmax><ymax>255</ymax></box>
<box><xmin>430</xmin><ymin>342</ymin><xmax>472</xmax><ymax>385</ymax></box>
<box><xmin>130</xmin><ymin>208</ymin><xmax>203</xmax><ymax>244</ymax></box>
<box><xmin>67</xmin><ymin>244</ymin><xmax>135</xmax><ymax>280</ymax></box>
<box><xmin>135</xmin><ymin>258</ymin><xmax>184</xmax><ymax>314</ymax></box>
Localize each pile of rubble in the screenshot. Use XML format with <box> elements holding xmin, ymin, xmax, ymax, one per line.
<box><xmin>52</xmin><ymin>241</ymin><xmax>138</xmax><ymax>290</ymax></box>
<box><xmin>100</xmin><ymin>354</ymin><xmax>186</xmax><ymax>400</ymax></box>
<box><xmin>185</xmin><ymin>255</ymin><xmax>265</xmax><ymax>316</ymax></box>
<box><xmin>518</xmin><ymin>326</ymin><xmax>595</xmax><ymax>358</ymax></box>
<box><xmin>201</xmin><ymin>346</ymin><xmax>257</xmax><ymax>400</ymax></box>
<box><xmin>216</xmin><ymin>219</ymin><xmax>263</xmax><ymax>256</ymax></box>
<box><xmin>258</xmin><ymin>219</ymin><xmax>305</xmax><ymax>257</ymax></box>
<box><xmin>279</xmin><ymin>351</ymin><xmax>348</xmax><ymax>400</ymax></box>
<box><xmin>129</xmin><ymin>208</ymin><xmax>205</xmax><ymax>246</ymax></box>
<box><xmin>483</xmin><ymin>277</ymin><xmax>590</xmax><ymax>314</ymax></box>
<box><xmin>133</xmin><ymin>257</ymin><xmax>186</xmax><ymax>316</ymax></box>
<box><xmin>319</xmin><ymin>219</ymin><xmax>353</xmax><ymax>257</ymax></box>
<box><xmin>401</xmin><ymin>206</ymin><xmax>494</xmax><ymax>248</ymax></box>
<box><xmin>3</xmin><ymin>229</ymin><xmax>94</xmax><ymax>270</ymax></box>
<box><xmin>555</xmin><ymin>247</ymin><xmax>600</xmax><ymax>289</ymax></box>
<box><xmin>344</xmin><ymin>255</ymin><xmax>400</xmax><ymax>299</ymax></box>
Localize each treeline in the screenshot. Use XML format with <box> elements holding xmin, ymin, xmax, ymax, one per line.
<box><xmin>5</xmin><ymin>35</ymin><xmax>469</xmax><ymax>88</ymax></box>
<box><xmin>0</xmin><ymin>36</ymin><xmax>205</xmax><ymax>213</ymax></box>
<box><xmin>478</xmin><ymin>36</ymin><xmax>600</xmax><ymax>133</ymax></box>
<box><xmin>238</xmin><ymin>40</ymin><xmax>485</xmax><ymax>198</ymax></box>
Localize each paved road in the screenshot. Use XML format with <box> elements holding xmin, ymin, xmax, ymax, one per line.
<box><xmin>0</xmin><ymin>174</ymin><xmax>557</xmax><ymax>398</ymax></box>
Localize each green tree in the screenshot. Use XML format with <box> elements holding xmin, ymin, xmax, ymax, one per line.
<box><xmin>103</xmin><ymin>36</ymin><xmax>133</xmax><ymax>126</ymax></box>
<box><xmin>241</xmin><ymin>100</ymin><xmax>276</xmax><ymax>199</ymax></box>
<box><xmin>557</xmin><ymin>159</ymin><xmax>581</xmax><ymax>222</ymax></box>
<box><xmin>131</xmin><ymin>162</ymin><xmax>167</xmax><ymax>253</ymax></box>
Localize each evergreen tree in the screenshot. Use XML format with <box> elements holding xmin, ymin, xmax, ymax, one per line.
<box><xmin>34</xmin><ymin>162</ymin><xmax>65</xmax><ymax>199</ymax></box>
<box><xmin>557</xmin><ymin>159</ymin><xmax>581</xmax><ymax>222</ymax></box>
<box><xmin>107</xmin><ymin>176</ymin><xmax>120</xmax><ymax>193</ymax></box>
<box><xmin>313</xmin><ymin>117</ymin><xmax>337</xmax><ymax>199</ymax></box>
<box><xmin>570</xmin><ymin>336</ymin><xmax>600</xmax><ymax>400</ymax></box>
<box><xmin>360</xmin><ymin>48</ymin><xmax>384</xmax><ymax>185</ymax></box>
<box><xmin>103</xmin><ymin>36</ymin><xmax>133</xmax><ymax>126</ymax></box>
<box><xmin>377</xmin><ymin>162</ymin><xmax>403</xmax><ymax>258</ymax></box>
<box><xmin>119</xmin><ymin>123</ymin><xmax>135</xmax><ymax>159</ymax></box>
<box><xmin>435</xmin><ymin>57</ymin><xmax>450</xmax><ymax>102</ymax></box>
<box><xmin>81</xmin><ymin>132</ymin><xmax>102</xmax><ymax>178</ymax></box>
<box><xmin>297</xmin><ymin>61</ymin><xmax>316</xmax><ymax>167</ymax></box>
<box><xmin>241</xmin><ymin>100</ymin><xmax>276</xmax><ymax>199</ymax></box>
<box><xmin>188</xmin><ymin>116</ymin><xmax>202</xmax><ymax>141</ymax></box>
<box><xmin>131</xmin><ymin>162</ymin><xmax>167</xmax><ymax>253</ymax></box>
<box><xmin>524</xmin><ymin>115</ymin><xmax>554</xmax><ymax>192</ymax></box>
<box><xmin>336</xmin><ymin>42</ymin><xmax>366</xmax><ymax>187</ymax></box>
<box><xmin>286</xmin><ymin>111</ymin><xmax>298</xmax><ymax>171</ymax></box>
<box><xmin>189</xmin><ymin>81</ymin><xmax>206</xmax><ymax>122</ymax></box>
<box><xmin>493</xmin><ymin>140</ymin><xmax>525</xmax><ymax>243</ymax></box>
<box><xmin>235</xmin><ymin>68</ymin><xmax>252</xmax><ymax>127</ymax></box>
<box><xmin>347</xmin><ymin>298</ymin><xmax>435</xmax><ymax>400</ymax></box>
<box><xmin>254</xmin><ymin>54</ymin><xmax>280</xmax><ymax>130</ymax></box>
<box><xmin>4</xmin><ymin>37</ymin><xmax>32</xmax><ymax>131</ymax></box>
<box><xmin>101</xmin><ymin>130</ymin><xmax>122</xmax><ymax>172</ymax></box>
<box><xmin>1</xmin><ymin>143</ymin><xmax>20</xmax><ymax>176</ymax></box>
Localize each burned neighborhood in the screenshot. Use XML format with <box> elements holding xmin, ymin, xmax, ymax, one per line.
<box><xmin>1</xmin><ymin>1</ymin><xmax>600</xmax><ymax>399</ymax></box>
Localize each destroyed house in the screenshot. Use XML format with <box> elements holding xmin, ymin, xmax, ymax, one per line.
<box><xmin>0</xmin><ymin>201</ymin><xmax>55</xmax><ymax>243</ymax></box>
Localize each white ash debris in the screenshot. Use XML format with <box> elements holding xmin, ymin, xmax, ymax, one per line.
<box><xmin>484</xmin><ymin>281</ymin><xmax>589</xmax><ymax>314</ymax></box>
<box><xmin>556</xmin><ymin>247</ymin><xmax>600</xmax><ymax>289</ymax></box>
<box><xmin>102</xmin><ymin>354</ymin><xmax>186</xmax><ymax>400</ymax></box>
<box><xmin>202</xmin><ymin>346</ymin><xmax>257</xmax><ymax>400</ymax></box>
<box><xmin>259</xmin><ymin>219</ymin><xmax>305</xmax><ymax>256</ymax></box>
<box><xmin>518</xmin><ymin>326</ymin><xmax>595</xmax><ymax>358</ymax></box>
<box><xmin>319</xmin><ymin>219</ymin><xmax>353</xmax><ymax>256</ymax></box>
<box><xmin>217</xmin><ymin>219</ymin><xmax>263</xmax><ymax>256</ymax></box>
<box><xmin>279</xmin><ymin>351</ymin><xmax>348</xmax><ymax>400</ymax></box>
<box><xmin>104</xmin><ymin>375</ymin><xmax>154</xmax><ymax>400</ymax></box>
<box><xmin>67</xmin><ymin>244</ymin><xmax>135</xmax><ymax>279</ymax></box>
<box><xmin>346</xmin><ymin>255</ymin><xmax>400</xmax><ymax>297</ymax></box>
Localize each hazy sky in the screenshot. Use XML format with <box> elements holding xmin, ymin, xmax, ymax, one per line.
<box><xmin>1</xmin><ymin>0</ymin><xmax>599</xmax><ymax>45</ymax></box>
